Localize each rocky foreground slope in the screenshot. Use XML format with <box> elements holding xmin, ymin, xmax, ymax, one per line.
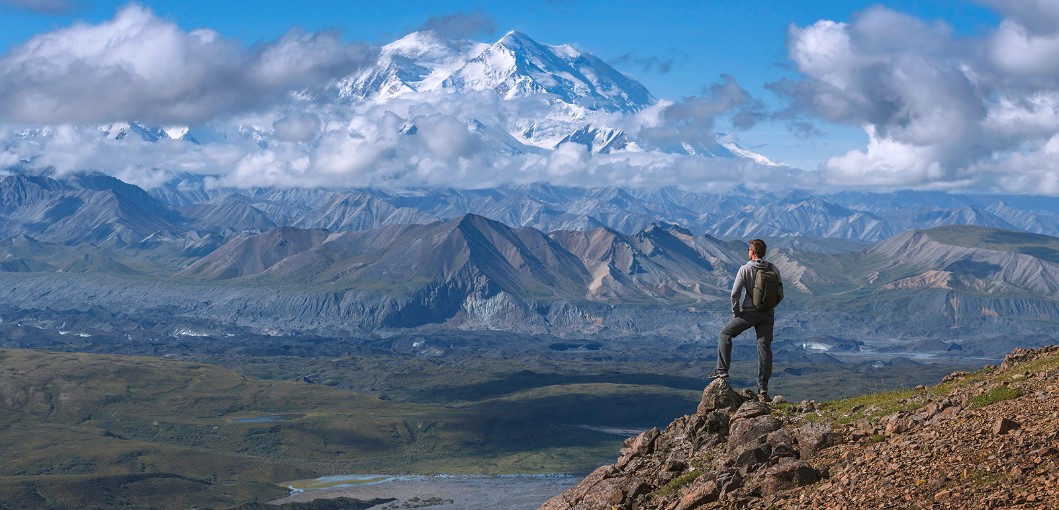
<box><xmin>542</xmin><ymin>345</ymin><xmax>1059</xmax><ymax>509</ymax></box>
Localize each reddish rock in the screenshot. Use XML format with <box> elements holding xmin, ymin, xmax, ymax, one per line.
<box><xmin>674</xmin><ymin>477</ymin><xmax>720</xmax><ymax>510</ymax></box>
<box><xmin>884</xmin><ymin>414</ymin><xmax>913</xmax><ymax>436</ymax></box>
<box><xmin>760</xmin><ymin>460</ymin><xmax>819</xmax><ymax>495</ymax></box>
<box><xmin>539</xmin><ymin>466</ymin><xmax>621</xmax><ymax>510</ymax></box>
<box><xmin>993</xmin><ymin>417</ymin><xmax>1020</xmax><ymax>435</ymax></box>
<box><xmin>795</xmin><ymin>422</ymin><xmax>842</xmax><ymax>459</ymax></box>
<box><xmin>616</xmin><ymin>427</ymin><xmax>660</xmax><ymax>470</ymax></box>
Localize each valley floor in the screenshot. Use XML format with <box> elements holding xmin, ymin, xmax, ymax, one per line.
<box><xmin>273</xmin><ymin>474</ymin><xmax>581</xmax><ymax>510</ymax></box>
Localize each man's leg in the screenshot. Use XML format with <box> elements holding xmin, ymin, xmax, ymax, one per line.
<box><xmin>753</xmin><ymin>315</ymin><xmax>775</xmax><ymax>394</ymax></box>
<box><xmin>716</xmin><ymin>315</ymin><xmax>753</xmax><ymax>376</ymax></box>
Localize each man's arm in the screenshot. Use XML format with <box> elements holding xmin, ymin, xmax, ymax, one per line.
<box><xmin>730</xmin><ymin>265</ymin><xmax>747</xmax><ymax>314</ymax></box>
<box><xmin>774</xmin><ymin>264</ymin><xmax>784</xmax><ymax>305</ymax></box>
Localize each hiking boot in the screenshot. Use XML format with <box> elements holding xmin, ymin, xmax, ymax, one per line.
<box><xmin>758</xmin><ymin>391</ymin><xmax>770</xmax><ymax>403</ymax></box>
<box><xmin>709</xmin><ymin>370</ymin><xmax>729</xmax><ymax>379</ymax></box>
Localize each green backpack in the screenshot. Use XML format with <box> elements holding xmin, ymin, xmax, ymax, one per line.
<box><xmin>752</xmin><ymin>263</ymin><xmax>783</xmax><ymax>309</ymax></box>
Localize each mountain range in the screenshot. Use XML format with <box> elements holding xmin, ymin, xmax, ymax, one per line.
<box><xmin>3</xmin><ymin>171</ymin><xmax>1059</xmax><ymax>360</ymax></box>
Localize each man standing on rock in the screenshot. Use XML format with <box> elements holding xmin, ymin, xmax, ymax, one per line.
<box><xmin>711</xmin><ymin>238</ymin><xmax>783</xmax><ymax>402</ymax></box>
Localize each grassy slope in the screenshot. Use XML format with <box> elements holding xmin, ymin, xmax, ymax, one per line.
<box><xmin>794</xmin><ymin>347</ymin><xmax>1059</xmax><ymax>426</ymax></box>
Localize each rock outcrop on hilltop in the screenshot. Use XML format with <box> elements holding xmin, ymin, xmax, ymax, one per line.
<box><xmin>542</xmin><ymin>346</ymin><xmax>1059</xmax><ymax>509</ymax></box>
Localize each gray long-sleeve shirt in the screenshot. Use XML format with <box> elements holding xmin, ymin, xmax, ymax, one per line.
<box><xmin>731</xmin><ymin>259</ymin><xmax>781</xmax><ymax>313</ymax></box>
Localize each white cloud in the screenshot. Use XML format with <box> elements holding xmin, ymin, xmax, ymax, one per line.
<box><xmin>547</xmin><ymin>142</ymin><xmax>592</xmax><ymax>177</ymax></box>
<box><xmin>977</xmin><ymin>0</ymin><xmax>1059</xmax><ymax>37</ymax></box>
<box><xmin>637</xmin><ymin>75</ymin><xmax>764</xmax><ymax>151</ymax></box>
<box><xmin>0</xmin><ymin>149</ymin><xmax>18</xmax><ymax>167</ymax></box>
<box><xmin>0</xmin><ymin>7</ymin><xmax>796</xmax><ymax>193</ymax></box>
<box><xmin>822</xmin><ymin>125</ymin><xmax>948</xmax><ymax>188</ymax></box>
<box><xmin>0</xmin><ymin>4</ymin><xmax>374</xmax><ymax>125</ymax></box>
<box><xmin>988</xmin><ymin>19</ymin><xmax>1059</xmax><ymax>79</ymax></box>
<box><xmin>272</xmin><ymin>112</ymin><xmax>321</xmax><ymax>142</ymax></box>
<box><xmin>773</xmin><ymin>4</ymin><xmax>1059</xmax><ymax>193</ymax></box>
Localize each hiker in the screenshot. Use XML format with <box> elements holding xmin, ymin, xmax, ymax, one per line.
<box><xmin>711</xmin><ymin>238</ymin><xmax>783</xmax><ymax>402</ymax></box>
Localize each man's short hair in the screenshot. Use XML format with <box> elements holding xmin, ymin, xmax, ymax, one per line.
<box><xmin>749</xmin><ymin>239</ymin><xmax>767</xmax><ymax>258</ymax></box>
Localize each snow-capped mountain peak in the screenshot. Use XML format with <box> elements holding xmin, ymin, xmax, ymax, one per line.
<box><xmin>336</xmin><ymin>30</ymin><xmax>487</xmax><ymax>100</ymax></box>
<box><xmin>336</xmin><ymin>29</ymin><xmax>655</xmax><ymax>113</ymax></box>
<box><xmin>4</xmin><ymin>29</ymin><xmax>784</xmax><ymax>177</ymax></box>
<box><xmin>556</xmin><ymin>125</ymin><xmax>636</xmax><ymax>154</ymax></box>
<box><xmin>383</xmin><ymin>30</ymin><xmax>481</xmax><ymax>62</ymax></box>
<box><xmin>441</xmin><ymin>30</ymin><xmax>655</xmax><ymax>112</ymax></box>
<box><xmin>718</xmin><ymin>134</ymin><xmax>782</xmax><ymax>167</ymax></box>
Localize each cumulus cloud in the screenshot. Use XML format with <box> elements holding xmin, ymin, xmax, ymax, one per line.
<box><xmin>417</xmin><ymin>10</ymin><xmax>495</xmax><ymax>40</ymax></box>
<box><xmin>637</xmin><ymin>75</ymin><xmax>765</xmax><ymax>151</ymax></box>
<box><xmin>3</xmin><ymin>87</ymin><xmax>795</xmax><ymax>193</ymax></box>
<box><xmin>0</xmin><ymin>6</ymin><xmax>794</xmax><ymax>193</ymax></box>
<box><xmin>772</xmin><ymin>4</ymin><xmax>1059</xmax><ymax>193</ymax></box>
<box><xmin>272</xmin><ymin>111</ymin><xmax>321</xmax><ymax>142</ymax></box>
<box><xmin>977</xmin><ymin>0</ymin><xmax>1059</xmax><ymax>37</ymax></box>
<box><xmin>0</xmin><ymin>4</ymin><xmax>374</xmax><ymax>125</ymax></box>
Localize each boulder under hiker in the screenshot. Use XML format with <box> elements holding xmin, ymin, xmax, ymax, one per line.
<box><xmin>711</xmin><ymin>238</ymin><xmax>783</xmax><ymax>402</ymax></box>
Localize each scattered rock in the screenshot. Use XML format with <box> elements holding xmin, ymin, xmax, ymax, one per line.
<box><xmin>884</xmin><ymin>414</ymin><xmax>913</xmax><ymax>436</ymax></box>
<box><xmin>728</xmin><ymin>443</ymin><xmax>771</xmax><ymax>471</ymax></box>
<box><xmin>942</xmin><ymin>371</ymin><xmax>969</xmax><ymax>382</ymax></box>
<box><xmin>760</xmin><ymin>460</ymin><xmax>819</xmax><ymax>496</ymax></box>
<box><xmin>672</xmin><ymin>477</ymin><xmax>720</xmax><ymax>510</ymax></box>
<box><xmin>794</xmin><ymin>422</ymin><xmax>842</xmax><ymax>459</ymax></box>
<box><xmin>993</xmin><ymin>417</ymin><xmax>1020</xmax><ymax>435</ymax></box>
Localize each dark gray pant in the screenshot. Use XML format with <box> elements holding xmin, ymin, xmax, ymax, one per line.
<box><xmin>717</xmin><ymin>309</ymin><xmax>774</xmax><ymax>393</ymax></box>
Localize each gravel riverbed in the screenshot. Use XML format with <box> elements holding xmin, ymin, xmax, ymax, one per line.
<box><xmin>271</xmin><ymin>474</ymin><xmax>581</xmax><ymax>509</ymax></box>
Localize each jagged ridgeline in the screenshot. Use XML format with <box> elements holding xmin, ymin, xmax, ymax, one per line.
<box><xmin>3</xmin><ymin>172</ymin><xmax>1059</xmax><ymax>358</ymax></box>
<box><xmin>544</xmin><ymin>345</ymin><xmax>1059</xmax><ymax>509</ymax></box>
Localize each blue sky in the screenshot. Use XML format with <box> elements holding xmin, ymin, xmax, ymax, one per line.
<box><xmin>0</xmin><ymin>1</ymin><xmax>1000</xmax><ymax>99</ymax></box>
<box><xmin>2</xmin><ymin>0</ymin><xmax>1058</xmax><ymax>194</ymax></box>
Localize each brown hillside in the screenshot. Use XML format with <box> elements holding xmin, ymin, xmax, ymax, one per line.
<box><xmin>542</xmin><ymin>346</ymin><xmax>1059</xmax><ymax>509</ymax></box>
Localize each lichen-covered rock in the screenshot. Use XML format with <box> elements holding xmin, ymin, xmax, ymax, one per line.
<box><xmin>728</xmin><ymin>414</ymin><xmax>782</xmax><ymax>452</ymax></box>
<box><xmin>794</xmin><ymin>421</ymin><xmax>842</xmax><ymax>460</ymax></box>
<box><xmin>765</xmin><ymin>428</ymin><xmax>799</xmax><ymax>461</ymax></box>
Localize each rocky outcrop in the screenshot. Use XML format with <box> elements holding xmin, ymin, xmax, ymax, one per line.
<box><xmin>543</xmin><ymin>345</ymin><xmax>1059</xmax><ymax>509</ymax></box>
<box><xmin>540</xmin><ymin>379</ymin><xmax>829</xmax><ymax>509</ymax></box>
